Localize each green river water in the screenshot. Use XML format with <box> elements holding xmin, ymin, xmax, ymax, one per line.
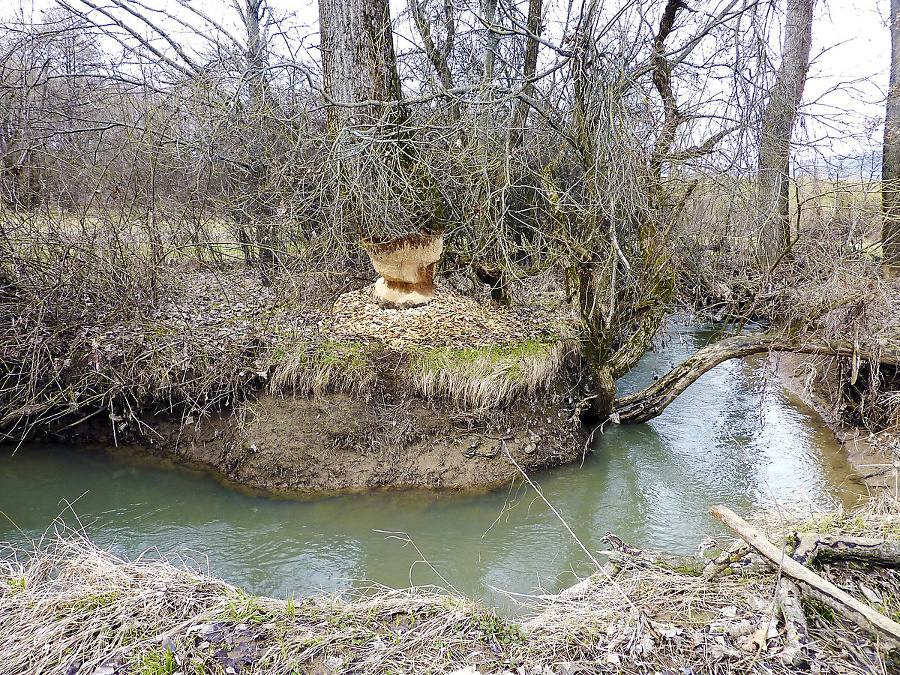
<box><xmin>0</xmin><ymin>320</ymin><xmax>866</xmax><ymax>610</ymax></box>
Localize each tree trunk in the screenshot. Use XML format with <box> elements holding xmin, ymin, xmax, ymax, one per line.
<box><xmin>244</xmin><ymin>0</ymin><xmax>278</xmax><ymax>286</ymax></box>
<box><xmin>613</xmin><ymin>332</ymin><xmax>900</xmax><ymax>424</ymax></box>
<box><xmin>319</xmin><ymin>0</ymin><xmax>445</xmax><ymax>308</ymax></box>
<box><xmin>884</xmin><ymin>0</ymin><xmax>900</xmax><ymax>275</ymax></box>
<box><xmin>409</xmin><ymin>0</ymin><xmax>457</xmax><ymax>120</ymax></box>
<box><xmin>319</xmin><ymin>0</ymin><xmax>402</xmax><ymax>128</ymax></box>
<box><xmin>508</xmin><ymin>0</ymin><xmax>543</xmax><ymax>149</ymax></box>
<box><xmin>482</xmin><ymin>0</ymin><xmax>500</xmax><ymax>83</ymax></box>
<box><xmin>758</xmin><ymin>0</ymin><xmax>814</xmax><ymax>264</ymax></box>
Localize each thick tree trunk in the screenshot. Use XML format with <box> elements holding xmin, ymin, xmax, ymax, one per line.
<box><xmin>884</xmin><ymin>0</ymin><xmax>900</xmax><ymax>274</ymax></box>
<box><xmin>319</xmin><ymin>0</ymin><xmax>445</xmax><ymax>308</ymax></box>
<box><xmin>758</xmin><ymin>0</ymin><xmax>814</xmax><ymax>264</ymax></box>
<box><xmin>613</xmin><ymin>332</ymin><xmax>900</xmax><ymax>424</ymax></box>
<box><xmin>319</xmin><ymin>0</ymin><xmax>402</xmax><ymax>128</ymax></box>
<box><xmin>791</xmin><ymin>533</ymin><xmax>900</xmax><ymax>567</ymax></box>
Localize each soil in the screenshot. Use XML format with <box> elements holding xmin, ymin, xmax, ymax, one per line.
<box><xmin>49</xmin><ymin>369</ymin><xmax>590</xmax><ymax>496</ymax></box>
<box><xmin>773</xmin><ymin>351</ymin><xmax>900</xmax><ymax>494</ymax></box>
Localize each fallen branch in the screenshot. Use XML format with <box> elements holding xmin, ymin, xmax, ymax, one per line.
<box><xmin>791</xmin><ymin>533</ymin><xmax>900</xmax><ymax>567</ymax></box>
<box><xmin>710</xmin><ymin>505</ymin><xmax>900</xmax><ymax>650</ymax></box>
<box><xmin>600</xmin><ymin>533</ymin><xmax>708</xmax><ymax>576</ymax></box>
<box><xmin>776</xmin><ymin>577</ymin><xmax>809</xmax><ymax>666</ymax></box>
<box><xmin>0</xmin><ymin>402</ymin><xmax>55</xmax><ymax>428</ymax></box>
<box><xmin>701</xmin><ymin>541</ymin><xmax>751</xmax><ymax>579</ymax></box>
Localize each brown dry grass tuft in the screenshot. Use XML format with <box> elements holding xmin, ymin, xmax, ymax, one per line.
<box><xmin>410</xmin><ymin>340</ymin><xmax>576</xmax><ymax>412</ymax></box>
<box><xmin>268</xmin><ymin>340</ymin><xmax>378</xmax><ymax>398</ymax></box>
<box><xmin>5</xmin><ymin>498</ymin><xmax>900</xmax><ymax>674</ymax></box>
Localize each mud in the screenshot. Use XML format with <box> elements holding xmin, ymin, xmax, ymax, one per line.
<box><xmin>44</xmin><ymin>375</ymin><xmax>590</xmax><ymax>496</ymax></box>
<box><xmin>773</xmin><ymin>351</ymin><xmax>900</xmax><ymax>494</ymax></box>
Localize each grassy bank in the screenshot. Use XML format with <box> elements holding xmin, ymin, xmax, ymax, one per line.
<box><xmin>1</xmin><ymin>244</ymin><xmax>577</xmax><ymax>444</ymax></box>
<box><xmin>4</xmin><ymin>497</ymin><xmax>900</xmax><ymax>674</ymax></box>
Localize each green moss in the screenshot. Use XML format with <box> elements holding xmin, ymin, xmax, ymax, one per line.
<box><xmin>807</xmin><ymin>599</ymin><xmax>836</xmax><ymax>624</ymax></box>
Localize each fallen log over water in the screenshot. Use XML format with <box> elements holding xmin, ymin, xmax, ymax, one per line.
<box><xmin>613</xmin><ymin>333</ymin><xmax>900</xmax><ymax>424</ymax></box>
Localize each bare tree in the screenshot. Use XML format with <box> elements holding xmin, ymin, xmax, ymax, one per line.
<box><xmin>884</xmin><ymin>0</ymin><xmax>900</xmax><ymax>274</ymax></box>
<box><xmin>508</xmin><ymin>0</ymin><xmax>543</xmax><ymax>149</ymax></box>
<box><xmin>758</xmin><ymin>0</ymin><xmax>814</xmax><ymax>263</ymax></box>
<box><xmin>408</xmin><ymin>0</ymin><xmax>457</xmax><ymax>119</ymax></box>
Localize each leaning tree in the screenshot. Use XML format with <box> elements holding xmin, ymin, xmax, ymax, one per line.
<box><xmin>522</xmin><ymin>0</ymin><xmax>762</xmax><ymax>419</ymax></box>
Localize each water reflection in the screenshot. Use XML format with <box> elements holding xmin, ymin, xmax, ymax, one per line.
<box><xmin>0</xmin><ymin>320</ymin><xmax>866</xmax><ymax>609</ymax></box>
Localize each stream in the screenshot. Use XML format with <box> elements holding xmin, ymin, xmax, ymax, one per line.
<box><xmin>0</xmin><ymin>319</ymin><xmax>866</xmax><ymax>611</ymax></box>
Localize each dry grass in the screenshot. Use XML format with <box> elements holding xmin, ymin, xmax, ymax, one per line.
<box><xmin>0</xmin><ymin>212</ymin><xmax>347</xmax><ymax>441</ymax></box>
<box><xmin>268</xmin><ymin>340</ymin><xmax>378</xmax><ymax>398</ymax></box>
<box><xmin>410</xmin><ymin>340</ymin><xmax>577</xmax><ymax>412</ymax></box>
<box><xmin>5</xmin><ymin>498</ymin><xmax>900</xmax><ymax>673</ymax></box>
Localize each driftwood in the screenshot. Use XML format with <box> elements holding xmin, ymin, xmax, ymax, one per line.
<box><xmin>600</xmin><ymin>533</ymin><xmax>709</xmax><ymax>575</ymax></box>
<box><xmin>614</xmin><ymin>333</ymin><xmax>900</xmax><ymax>424</ymax></box>
<box><xmin>776</xmin><ymin>578</ymin><xmax>809</xmax><ymax>666</ymax></box>
<box><xmin>701</xmin><ymin>542</ymin><xmax>752</xmax><ymax>579</ymax></box>
<box><xmin>711</xmin><ymin>505</ymin><xmax>900</xmax><ymax>649</ymax></box>
<box><xmin>791</xmin><ymin>533</ymin><xmax>900</xmax><ymax>567</ymax></box>
<box><xmin>604</xmin><ymin>550</ymin><xmax>708</xmax><ymax>576</ymax></box>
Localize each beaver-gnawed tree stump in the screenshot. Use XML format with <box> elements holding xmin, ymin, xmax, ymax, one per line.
<box><xmin>363</xmin><ymin>233</ymin><xmax>443</xmax><ymax>309</ymax></box>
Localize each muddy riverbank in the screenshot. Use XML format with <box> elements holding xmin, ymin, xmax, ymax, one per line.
<box><xmin>49</xmin><ymin>377</ymin><xmax>589</xmax><ymax>495</ymax></box>
<box><xmin>773</xmin><ymin>351</ymin><xmax>900</xmax><ymax>495</ymax></box>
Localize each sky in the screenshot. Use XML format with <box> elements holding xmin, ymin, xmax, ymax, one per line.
<box><xmin>12</xmin><ymin>0</ymin><xmax>896</xmax><ymax>169</ymax></box>
<box><xmin>801</xmin><ymin>0</ymin><xmax>890</xmax><ymax>167</ymax></box>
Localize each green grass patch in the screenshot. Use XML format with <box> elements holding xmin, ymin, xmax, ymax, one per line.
<box><xmin>64</xmin><ymin>591</ymin><xmax>118</xmax><ymax>614</ymax></box>
<box><xmin>222</xmin><ymin>588</ymin><xmax>276</xmax><ymax>624</ymax></box>
<box><xmin>131</xmin><ymin>646</ymin><xmax>178</xmax><ymax>675</ymax></box>
<box><xmin>412</xmin><ymin>340</ymin><xmax>553</xmax><ymax>380</ymax></box>
<box><xmin>269</xmin><ymin>338</ymin><xmax>378</xmax><ymax>396</ymax></box>
<box><xmin>409</xmin><ymin>339</ymin><xmax>568</xmax><ymax>410</ymax></box>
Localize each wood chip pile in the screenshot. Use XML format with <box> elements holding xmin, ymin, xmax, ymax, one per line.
<box><xmin>331</xmin><ymin>285</ymin><xmax>561</xmax><ymax>348</ymax></box>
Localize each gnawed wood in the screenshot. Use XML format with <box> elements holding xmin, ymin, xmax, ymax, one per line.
<box><xmin>792</xmin><ymin>533</ymin><xmax>900</xmax><ymax>567</ymax></box>
<box><xmin>614</xmin><ymin>333</ymin><xmax>900</xmax><ymax>424</ymax></box>
<box><xmin>711</xmin><ymin>505</ymin><xmax>900</xmax><ymax>649</ymax></box>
